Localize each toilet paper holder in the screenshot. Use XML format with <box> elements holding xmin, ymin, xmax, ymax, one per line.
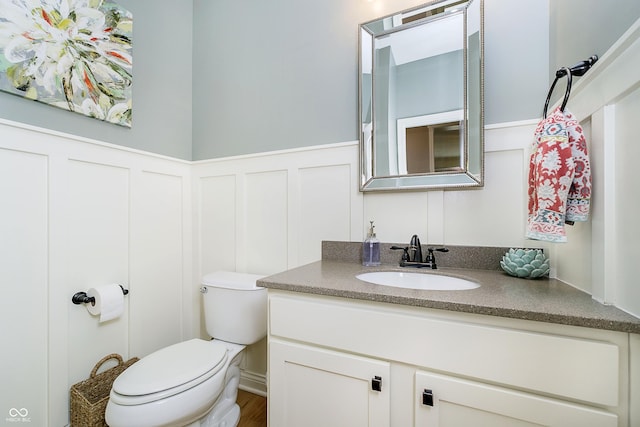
<box><xmin>72</xmin><ymin>285</ymin><xmax>129</xmax><ymax>306</ymax></box>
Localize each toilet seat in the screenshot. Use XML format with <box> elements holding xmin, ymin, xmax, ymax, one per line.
<box><xmin>110</xmin><ymin>339</ymin><xmax>228</xmax><ymax>406</ymax></box>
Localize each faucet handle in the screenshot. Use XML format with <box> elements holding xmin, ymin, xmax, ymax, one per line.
<box><xmin>425</xmin><ymin>247</ymin><xmax>448</xmax><ymax>269</ymax></box>
<box><xmin>425</xmin><ymin>249</ymin><xmax>435</xmax><ymax>263</ymax></box>
<box><xmin>429</xmin><ymin>247</ymin><xmax>449</xmax><ymax>253</ymax></box>
<box><xmin>390</xmin><ymin>246</ymin><xmax>410</xmax><ymax>263</ymax></box>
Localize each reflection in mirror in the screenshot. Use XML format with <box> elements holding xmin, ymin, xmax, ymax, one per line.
<box><xmin>359</xmin><ymin>0</ymin><xmax>483</xmax><ymax>191</ymax></box>
<box><xmin>397</xmin><ymin>110</ymin><xmax>463</xmax><ymax>174</ymax></box>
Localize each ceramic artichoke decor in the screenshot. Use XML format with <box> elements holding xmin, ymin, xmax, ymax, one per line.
<box><xmin>500</xmin><ymin>248</ymin><xmax>550</xmax><ymax>279</ymax></box>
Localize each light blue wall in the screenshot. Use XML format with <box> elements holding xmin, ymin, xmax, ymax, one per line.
<box><xmin>192</xmin><ymin>0</ymin><xmax>640</xmax><ymax>160</ymax></box>
<box><xmin>2</xmin><ymin>1</ymin><xmax>638</xmax><ymax>161</ymax></box>
<box><xmin>395</xmin><ymin>51</ymin><xmax>464</xmax><ymax>118</ymax></box>
<box><xmin>551</xmin><ymin>0</ymin><xmax>640</xmax><ymax>75</ymax></box>
<box><xmin>483</xmin><ymin>0</ymin><xmax>548</xmax><ymax>123</ymax></box>
<box><xmin>548</xmin><ymin>0</ymin><xmax>640</xmax><ymax>108</ymax></box>
<box><xmin>192</xmin><ymin>0</ymin><xmax>366</xmax><ymax>160</ymax></box>
<box><xmin>192</xmin><ymin>0</ymin><xmax>549</xmax><ymax>160</ymax></box>
<box><xmin>0</xmin><ymin>0</ymin><xmax>193</xmax><ymax>160</ymax></box>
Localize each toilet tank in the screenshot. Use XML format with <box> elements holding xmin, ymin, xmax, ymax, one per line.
<box><xmin>201</xmin><ymin>271</ymin><xmax>267</xmax><ymax>345</ymax></box>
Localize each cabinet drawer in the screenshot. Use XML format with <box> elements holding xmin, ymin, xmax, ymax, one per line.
<box><xmin>269</xmin><ymin>293</ymin><xmax>619</xmax><ymax>406</ymax></box>
<box><xmin>415</xmin><ymin>370</ymin><xmax>617</xmax><ymax>427</ymax></box>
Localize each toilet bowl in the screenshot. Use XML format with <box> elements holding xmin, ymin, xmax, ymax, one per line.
<box><xmin>105</xmin><ymin>271</ymin><xmax>266</xmax><ymax>427</ymax></box>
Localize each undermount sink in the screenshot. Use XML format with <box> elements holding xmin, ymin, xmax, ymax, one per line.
<box><xmin>356</xmin><ymin>271</ymin><xmax>480</xmax><ymax>291</ymax></box>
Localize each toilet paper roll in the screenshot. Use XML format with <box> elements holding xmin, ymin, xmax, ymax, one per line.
<box><xmin>86</xmin><ymin>284</ymin><xmax>125</xmax><ymax>323</ymax></box>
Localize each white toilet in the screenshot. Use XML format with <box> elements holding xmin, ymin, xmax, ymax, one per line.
<box><xmin>105</xmin><ymin>271</ymin><xmax>267</xmax><ymax>427</ymax></box>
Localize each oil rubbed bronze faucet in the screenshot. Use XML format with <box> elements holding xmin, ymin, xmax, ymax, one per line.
<box><xmin>409</xmin><ymin>234</ymin><xmax>422</xmax><ymax>263</ymax></box>
<box><xmin>391</xmin><ymin>235</ymin><xmax>448</xmax><ymax>269</ymax></box>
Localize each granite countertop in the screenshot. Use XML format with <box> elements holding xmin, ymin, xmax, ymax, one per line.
<box><xmin>259</xmin><ymin>247</ymin><xmax>640</xmax><ymax>334</ymax></box>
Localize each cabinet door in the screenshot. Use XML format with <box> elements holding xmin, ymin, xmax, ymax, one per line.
<box><xmin>415</xmin><ymin>371</ymin><xmax>617</xmax><ymax>427</ymax></box>
<box><xmin>269</xmin><ymin>339</ymin><xmax>390</xmax><ymax>427</ymax></box>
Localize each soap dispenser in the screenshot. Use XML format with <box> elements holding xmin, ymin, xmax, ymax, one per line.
<box><xmin>362</xmin><ymin>221</ymin><xmax>381</xmax><ymax>266</ymax></box>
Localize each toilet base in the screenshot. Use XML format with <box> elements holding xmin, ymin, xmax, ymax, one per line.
<box><xmin>187</xmin><ymin>402</ymin><xmax>240</xmax><ymax>427</ymax></box>
<box><xmin>199</xmin><ymin>403</ymin><xmax>240</xmax><ymax>427</ymax></box>
<box><xmin>199</xmin><ymin>359</ymin><xmax>242</xmax><ymax>427</ymax></box>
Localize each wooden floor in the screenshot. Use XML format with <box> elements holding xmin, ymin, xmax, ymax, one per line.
<box><xmin>237</xmin><ymin>389</ymin><xmax>267</xmax><ymax>427</ymax></box>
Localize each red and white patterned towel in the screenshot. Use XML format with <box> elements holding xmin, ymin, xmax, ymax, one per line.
<box><xmin>526</xmin><ymin>107</ymin><xmax>591</xmax><ymax>242</ymax></box>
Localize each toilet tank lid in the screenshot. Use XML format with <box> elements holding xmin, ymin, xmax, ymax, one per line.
<box><xmin>202</xmin><ymin>271</ymin><xmax>265</xmax><ymax>290</ymax></box>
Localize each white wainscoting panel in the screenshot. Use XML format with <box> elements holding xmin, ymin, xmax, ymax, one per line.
<box><xmin>444</xmin><ymin>149</ymin><xmax>526</xmax><ymax>246</ymax></box>
<box><xmin>193</xmin><ymin>142</ymin><xmax>363</xmax><ymax>279</ymax></box>
<box><xmin>588</xmin><ymin>108</ymin><xmax>614</xmax><ymax>303</ymax></box>
<box><xmin>298</xmin><ymin>164</ymin><xmax>353</xmax><ymax>266</ymax></box>
<box><xmin>0</xmin><ymin>119</ymin><xmax>192</xmax><ymax>426</ymax></box>
<box><xmin>245</xmin><ymin>170</ymin><xmax>289</xmax><ymax>275</ymax></box>
<box><xmin>363</xmin><ymin>191</ymin><xmax>429</xmax><ymax>244</ymax></box>
<box><xmin>65</xmin><ymin>159</ymin><xmax>131</xmax><ymax>384</ymax></box>
<box><xmin>613</xmin><ymin>86</ymin><xmax>640</xmax><ymax>316</ymax></box>
<box><xmin>200</xmin><ymin>175</ymin><xmax>237</xmax><ymax>274</ymax></box>
<box><xmin>0</xmin><ymin>147</ymin><xmax>49</xmax><ymax>427</ymax></box>
<box><xmin>129</xmin><ymin>170</ymin><xmax>187</xmax><ymax>358</ymax></box>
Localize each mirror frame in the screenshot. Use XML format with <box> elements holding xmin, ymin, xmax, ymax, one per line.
<box><xmin>359</xmin><ymin>0</ymin><xmax>484</xmax><ymax>192</ymax></box>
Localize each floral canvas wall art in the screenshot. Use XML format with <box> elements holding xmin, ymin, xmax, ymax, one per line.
<box><xmin>0</xmin><ymin>0</ymin><xmax>133</xmax><ymax>127</ymax></box>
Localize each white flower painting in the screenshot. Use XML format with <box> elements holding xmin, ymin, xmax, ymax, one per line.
<box><xmin>0</xmin><ymin>0</ymin><xmax>133</xmax><ymax>127</ymax></box>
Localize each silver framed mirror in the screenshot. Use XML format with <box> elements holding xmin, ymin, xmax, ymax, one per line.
<box><xmin>359</xmin><ymin>0</ymin><xmax>484</xmax><ymax>191</ymax></box>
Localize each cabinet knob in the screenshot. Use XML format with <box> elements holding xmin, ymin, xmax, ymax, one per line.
<box><xmin>422</xmin><ymin>389</ymin><xmax>434</xmax><ymax>406</ymax></box>
<box><xmin>371</xmin><ymin>376</ymin><xmax>382</xmax><ymax>392</ymax></box>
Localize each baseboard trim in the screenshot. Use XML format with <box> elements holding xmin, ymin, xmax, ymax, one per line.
<box><xmin>239</xmin><ymin>369</ymin><xmax>267</xmax><ymax>397</ymax></box>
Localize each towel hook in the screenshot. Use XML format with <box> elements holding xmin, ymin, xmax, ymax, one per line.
<box><xmin>543</xmin><ymin>55</ymin><xmax>598</xmax><ymax>118</ymax></box>
<box><xmin>557</xmin><ymin>55</ymin><xmax>598</xmax><ymax>78</ymax></box>
<box><xmin>543</xmin><ymin>67</ymin><xmax>572</xmax><ymax>118</ymax></box>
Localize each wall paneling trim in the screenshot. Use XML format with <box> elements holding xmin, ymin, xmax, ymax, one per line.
<box><xmin>0</xmin><ymin>119</ymin><xmax>193</xmax><ymax>426</ymax></box>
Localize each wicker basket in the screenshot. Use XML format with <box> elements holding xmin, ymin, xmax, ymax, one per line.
<box><xmin>70</xmin><ymin>353</ymin><xmax>139</xmax><ymax>427</ymax></box>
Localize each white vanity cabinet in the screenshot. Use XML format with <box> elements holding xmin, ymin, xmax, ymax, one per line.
<box><xmin>269</xmin><ymin>340</ymin><xmax>390</xmax><ymax>427</ymax></box>
<box><xmin>268</xmin><ymin>291</ymin><xmax>631</xmax><ymax>427</ymax></box>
